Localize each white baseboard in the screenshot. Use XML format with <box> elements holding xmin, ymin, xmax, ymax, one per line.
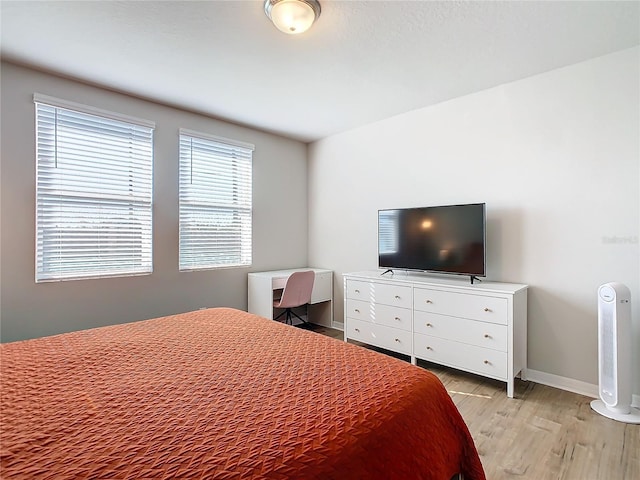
<box><xmin>526</xmin><ymin>369</ymin><xmax>640</xmax><ymax>408</ymax></box>
<box><xmin>526</xmin><ymin>369</ymin><xmax>599</xmax><ymax>398</ymax></box>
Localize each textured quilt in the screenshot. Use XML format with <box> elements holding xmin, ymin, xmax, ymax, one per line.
<box><xmin>1</xmin><ymin>307</ymin><xmax>485</xmax><ymax>479</ymax></box>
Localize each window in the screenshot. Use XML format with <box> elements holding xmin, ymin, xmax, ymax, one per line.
<box><xmin>34</xmin><ymin>94</ymin><xmax>154</xmax><ymax>282</ymax></box>
<box><xmin>179</xmin><ymin>129</ymin><xmax>253</xmax><ymax>270</ymax></box>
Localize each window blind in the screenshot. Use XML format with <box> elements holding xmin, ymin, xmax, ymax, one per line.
<box><xmin>179</xmin><ymin>130</ymin><xmax>253</xmax><ymax>270</ymax></box>
<box><xmin>35</xmin><ymin>96</ymin><xmax>154</xmax><ymax>282</ymax></box>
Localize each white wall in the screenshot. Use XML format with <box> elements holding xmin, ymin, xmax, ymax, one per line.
<box><xmin>308</xmin><ymin>47</ymin><xmax>640</xmax><ymax>397</ymax></box>
<box><xmin>0</xmin><ymin>62</ymin><xmax>309</xmax><ymax>342</ymax></box>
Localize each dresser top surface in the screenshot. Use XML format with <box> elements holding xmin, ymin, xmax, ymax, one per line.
<box><xmin>344</xmin><ymin>270</ymin><xmax>528</xmax><ymax>294</ymax></box>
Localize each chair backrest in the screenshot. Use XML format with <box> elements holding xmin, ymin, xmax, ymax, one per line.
<box><xmin>276</xmin><ymin>271</ymin><xmax>315</xmax><ymax>309</ymax></box>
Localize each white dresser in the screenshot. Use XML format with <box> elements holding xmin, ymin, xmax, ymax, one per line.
<box><xmin>343</xmin><ymin>271</ymin><xmax>528</xmax><ymax>398</ymax></box>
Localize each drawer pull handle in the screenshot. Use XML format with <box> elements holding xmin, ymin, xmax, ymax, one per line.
<box><xmin>484</xmin><ymin>307</ymin><xmax>492</xmax><ymax>312</ymax></box>
<box><xmin>426</xmin><ymin>323</ymin><xmax>433</xmax><ymax>327</ymax></box>
<box><xmin>394</xmin><ymin>317</ymin><xmax>401</xmax><ymax>321</ymax></box>
<box><xmin>394</xmin><ymin>338</ymin><xmax>400</xmax><ymax>343</ymax></box>
<box><xmin>354</xmin><ymin>309</ymin><xmax>360</xmax><ymax>313</ymax></box>
<box><xmin>483</xmin><ymin>360</ymin><xmax>490</xmax><ymax>365</ymax></box>
<box><xmin>426</xmin><ymin>346</ymin><xmax>433</xmax><ymax>350</ymax></box>
<box><xmin>425</xmin><ymin>300</ymin><xmax>433</xmax><ymax>304</ymax></box>
<box><xmin>355</xmin><ymin>289</ymin><xmax>360</xmax><ymax>293</ymax></box>
<box><xmin>484</xmin><ymin>334</ymin><xmax>491</xmax><ymax>338</ymax></box>
<box><xmin>354</xmin><ymin>328</ymin><xmax>360</xmax><ymax>333</ymax></box>
<box><xmin>395</xmin><ymin>295</ymin><xmax>401</xmax><ymax>300</ymax></box>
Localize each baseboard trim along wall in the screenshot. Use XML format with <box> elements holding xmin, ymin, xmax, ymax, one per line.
<box><xmin>526</xmin><ymin>369</ymin><xmax>598</xmax><ymax>398</ymax></box>
<box><xmin>526</xmin><ymin>369</ymin><xmax>640</xmax><ymax>408</ymax></box>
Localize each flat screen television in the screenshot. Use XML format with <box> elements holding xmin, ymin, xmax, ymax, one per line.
<box><xmin>378</xmin><ymin>203</ymin><xmax>486</xmax><ymax>281</ymax></box>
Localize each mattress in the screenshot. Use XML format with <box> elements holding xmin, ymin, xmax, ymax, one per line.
<box><xmin>1</xmin><ymin>307</ymin><xmax>485</xmax><ymax>479</ymax></box>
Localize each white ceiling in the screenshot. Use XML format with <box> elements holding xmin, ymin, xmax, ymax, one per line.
<box><xmin>1</xmin><ymin>1</ymin><xmax>639</xmax><ymax>143</ymax></box>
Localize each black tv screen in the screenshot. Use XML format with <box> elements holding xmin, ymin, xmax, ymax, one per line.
<box><xmin>378</xmin><ymin>203</ymin><xmax>486</xmax><ymax>277</ymax></box>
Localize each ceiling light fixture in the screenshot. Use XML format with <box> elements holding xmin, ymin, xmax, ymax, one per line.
<box><xmin>264</xmin><ymin>0</ymin><xmax>321</xmax><ymax>35</ymax></box>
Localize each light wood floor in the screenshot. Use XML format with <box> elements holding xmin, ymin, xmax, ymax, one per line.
<box><xmin>309</xmin><ymin>325</ymin><xmax>640</xmax><ymax>480</ymax></box>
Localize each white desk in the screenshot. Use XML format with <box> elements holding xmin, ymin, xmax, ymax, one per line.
<box><xmin>248</xmin><ymin>268</ymin><xmax>333</xmax><ymax>327</ymax></box>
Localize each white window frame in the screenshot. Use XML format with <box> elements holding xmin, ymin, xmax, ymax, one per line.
<box><xmin>34</xmin><ymin>93</ymin><xmax>154</xmax><ymax>282</ymax></box>
<box><xmin>178</xmin><ymin>128</ymin><xmax>254</xmax><ymax>271</ymax></box>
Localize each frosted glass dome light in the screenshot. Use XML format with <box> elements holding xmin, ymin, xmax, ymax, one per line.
<box><xmin>264</xmin><ymin>0</ymin><xmax>321</xmax><ymax>35</ymax></box>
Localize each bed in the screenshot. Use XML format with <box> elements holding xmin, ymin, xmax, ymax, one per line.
<box><xmin>1</xmin><ymin>307</ymin><xmax>485</xmax><ymax>479</ymax></box>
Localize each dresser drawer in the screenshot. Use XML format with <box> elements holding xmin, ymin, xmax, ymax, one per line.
<box><xmin>373</xmin><ymin>303</ymin><xmax>412</xmax><ymax>331</ymax></box>
<box><xmin>346</xmin><ymin>280</ymin><xmax>412</xmax><ymax>308</ymax></box>
<box><xmin>414</xmin><ymin>311</ymin><xmax>507</xmax><ymax>351</ymax></box>
<box><xmin>373</xmin><ymin>283</ymin><xmax>412</xmax><ymax>308</ymax></box>
<box><xmin>345</xmin><ymin>298</ymin><xmax>371</xmax><ymax>322</ymax></box>
<box><xmin>346</xmin><ymin>298</ymin><xmax>412</xmax><ymax>331</ymax></box>
<box><xmin>345</xmin><ymin>280</ymin><xmax>372</xmax><ymax>301</ymax></box>
<box><xmin>414</xmin><ymin>334</ymin><xmax>507</xmax><ymax>380</ymax></box>
<box><xmin>347</xmin><ymin>318</ymin><xmax>412</xmax><ymax>355</ymax></box>
<box><xmin>414</xmin><ymin>288</ymin><xmax>508</xmax><ymax>325</ymax></box>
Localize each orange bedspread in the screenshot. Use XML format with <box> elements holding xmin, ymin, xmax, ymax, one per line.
<box><xmin>1</xmin><ymin>307</ymin><xmax>485</xmax><ymax>479</ymax></box>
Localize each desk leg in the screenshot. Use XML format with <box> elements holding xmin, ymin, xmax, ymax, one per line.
<box><xmin>248</xmin><ymin>276</ymin><xmax>275</xmax><ymax>320</ymax></box>
<box><xmin>308</xmin><ymin>300</ymin><xmax>333</xmax><ymax>327</ymax></box>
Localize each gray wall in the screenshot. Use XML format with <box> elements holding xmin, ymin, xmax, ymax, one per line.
<box><xmin>0</xmin><ymin>62</ymin><xmax>309</xmax><ymax>342</ymax></box>
<box><xmin>308</xmin><ymin>47</ymin><xmax>640</xmax><ymax>398</ymax></box>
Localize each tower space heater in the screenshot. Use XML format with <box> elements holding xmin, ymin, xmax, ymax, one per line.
<box><xmin>591</xmin><ymin>282</ymin><xmax>640</xmax><ymax>423</ymax></box>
